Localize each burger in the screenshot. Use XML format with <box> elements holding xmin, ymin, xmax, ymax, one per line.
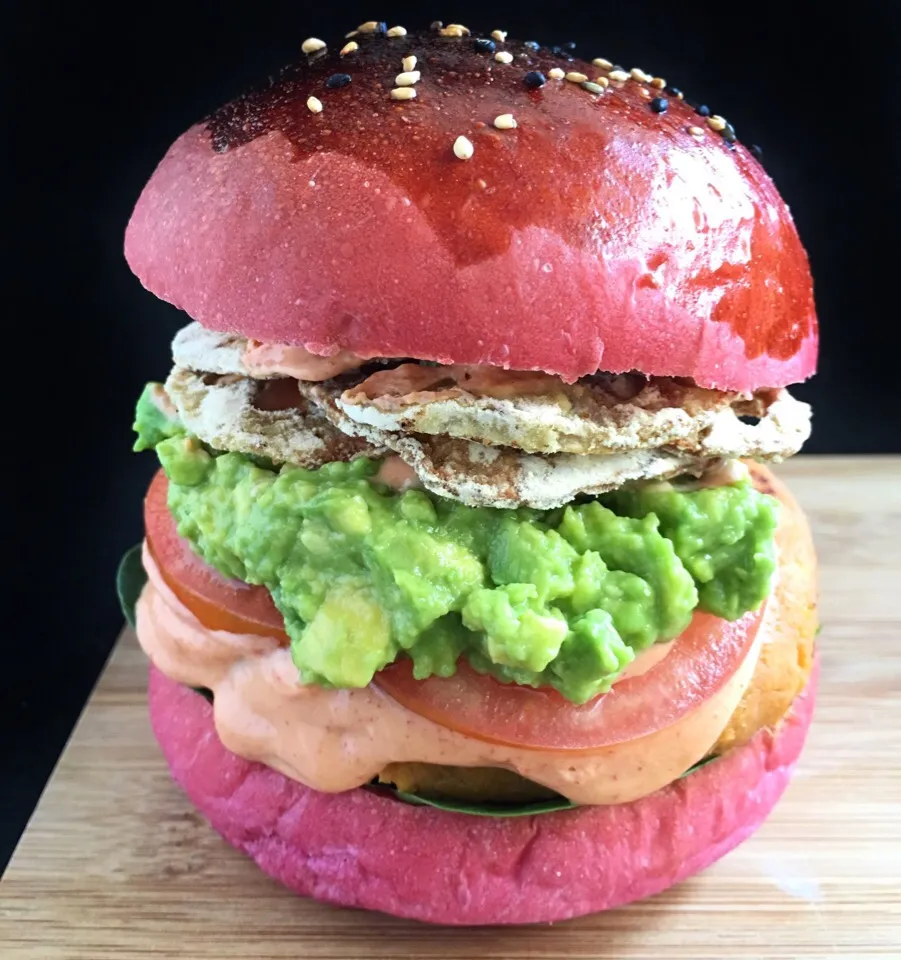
<box><xmin>120</xmin><ymin>21</ymin><xmax>819</xmax><ymax>926</ymax></box>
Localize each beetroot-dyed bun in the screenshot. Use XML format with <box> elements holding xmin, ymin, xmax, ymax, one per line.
<box><xmin>148</xmin><ymin>658</ymin><xmax>818</xmax><ymax>926</ymax></box>
<box><xmin>124</xmin><ymin>31</ymin><xmax>817</xmax><ymax>393</ymax></box>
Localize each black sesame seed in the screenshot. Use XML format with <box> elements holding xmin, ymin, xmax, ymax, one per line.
<box><xmin>695</xmin><ymin>104</ymin><xmax>711</xmax><ymax>117</ymax></box>
<box><xmin>474</xmin><ymin>38</ymin><xmax>496</xmax><ymax>54</ymax></box>
<box><xmin>650</xmin><ymin>96</ymin><xmax>669</xmax><ymax>113</ymax></box>
<box><xmin>670</xmin><ymin>87</ymin><xmax>683</xmax><ymax>97</ymax></box>
<box><xmin>325</xmin><ymin>73</ymin><xmax>352</xmax><ymax>89</ymax></box>
<box><xmin>563</xmin><ymin>41</ymin><xmax>577</xmax><ymax>50</ymax></box>
<box><xmin>430</xmin><ymin>20</ymin><xmax>443</xmax><ymax>30</ymax></box>
<box><xmin>551</xmin><ymin>46</ymin><xmax>574</xmax><ymax>61</ymax></box>
<box><xmin>524</xmin><ymin>70</ymin><xmax>547</xmax><ymax>88</ymax></box>
<box><xmin>373</xmin><ymin>21</ymin><xmax>387</xmax><ymax>35</ymax></box>
<box><xmin>750</xmin><ymin>143</ymin><xmax>764</xmax><ymax>159</ymax></box>
<box><xmin>722</xmin><ymin>123</ymin><xmax>737</xmax><ymax>143</ymax></box>
<box><xmin>524</xmin><ymin>41</ymin><xmax>540</xmax><ymax>51</ymax></box>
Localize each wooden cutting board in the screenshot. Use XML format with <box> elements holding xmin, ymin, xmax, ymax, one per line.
<box><xmin>3</xmin><ymin>456</ymin><xmax>900</xmax><ymax>959</ymax></box>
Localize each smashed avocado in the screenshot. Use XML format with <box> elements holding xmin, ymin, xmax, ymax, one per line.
<box><xmin>135</xmin><ymin>383</ymin><xmax>779</xmax><ymax>704</ymax></box>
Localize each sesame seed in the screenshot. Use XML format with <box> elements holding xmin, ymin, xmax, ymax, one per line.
<box><xmin>639</xmin><ymin>87</ymin><xmax>652</xmax><ymax>99</ymax></box>
<box><xmin>524</xmin><ymin>41</ymin><xmax>540</xmax><ymax>51</ymax></box>
<box><xmin>345</xmin><ymin>30</ymin><xmax>359</xmax><ymax>38</ymax></box>
<box><xmin>306</xmin><ymin>96</ymin><xmax>323</xmax><ymax>114</ymax></box>
<box><xmin>491</xmin><ymin>29</ymin><xmax>507</xmax><ymax>42</ymax></box>
<box><xmin>608</xmin><ymin>69</ymin><xmax>629</xmax><ymax>82</ymax></box>
<box><xmin>632</xmin><ymin>67</ymin><xmax>653</xmax><ymax>83</ymax></box>
<box><xmin>689</xmin><ymin>125</ymin><xmax>705</xmax><ymax>137</ymax></box>
<box><xmin>391</xmin><ymin>87</ymin><xmax>416</xmax><ymax>101</ymax></box>
<box><xmin>548</xmin><ymin>67</ymin><xmax>565</xmax><ymax>80</ymax></box>
<box><xmin>670</xmin><ymin>87</ymin><xmax>684</xmax><ymax>99</ymax></box>
<box><xmin>650</xmin><ymin>96</ymin><xmax>668</xmax><ymax>113</ymax></box>
<box><xmin>474</xmin><ymin>38</ymin><xmax>496</xmax><ymax>54</ymax></box>
<box><xmin>594</xmin><ymin>76</ymin><xmax>610</xmax><ymax>88</ymax></box>
<box><xmin>402</xmin><ymin>55</ymin><xmax>417</xmax><ymax>72</ymax></box>
<box><xmin>340</xmin><ymin>41</ymin><xmax>359</xmax><ymax>56</ymax></box>
<box><xmin>707</xmin><ymin>115</ymin><xmax>726</xmax><ymax>131</ymax></box>
<box><xmin>453</xmin><ymin>135</ymin><xmax>474</xmax><ymax>160</ymax></box>
<box><xmin>592</xmin><ymin>58</ymin><xmax>612</xmax><ymax>69</ymax></box>
<box><xmin>494</xmin><ymin>51</ymin><xmax>514</xmax><ymax>64</ymax></box>
<box><xmin>386</xmin><ymin>25</ymin><xmax>407</xmax><ymax>37</ymax></box>
<box><xmin>524</xmin><ymin>71</ymin><xmax>547</xmax><ymax>88</ymax></box>
<box><xmin>430</xmin><ymin>20</ymin><xmax>443</xmax><ymax>30</ymax></box>
<box><xmin>395</xmin><ymin>70</ymin><xmax>421</xmax><ymax>86</ymax></box>
<box><xmin>696</xmin><ymin>104</ymin><xmax>711</xmax><ymax>117</ymax></box>
<box><xmin>565</xmin><ymin>71</ymin><xmax>589</xmax><ymax>83</ymax></box>
<box><xmin>582</xmin><ymin>81</ymin><xmax>605</xmax><ymax>95</ymax></box>
<box><xmin>494</xmin><ymin>113</ymin><xmax>517</xmax><ymax>129</ymax></box>
<box><xmin>440</xmin><ymin>23</ymin><xmax>470</xmax><ymax>37</ymax></box>
<box><xmin>325</xmin><ymin>73</ymin><xmax>352</xmax><ymax>89</ymax></box>
<box><xmin>302</xmin><ymin>37</ymin><xmax>327</xmax><ymax>54</ymax></box>
<box><xmin>650</xmin><ymin>77</ymin><xmax>666</xmax><ymax>89</ymax></box>
<box><xmin>357</xmin><ymin>21</ymin><xmax>385</xmax><ymax>34</ymax></box>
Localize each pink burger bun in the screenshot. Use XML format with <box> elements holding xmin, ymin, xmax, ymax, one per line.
<box><xmin>124</xmin><ymin>31</ymin><xmax>817</xmax><ymax>393</ymax></box>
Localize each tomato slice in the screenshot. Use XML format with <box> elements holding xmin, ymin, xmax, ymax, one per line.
<box><xmin>144</xmin><ymin>469</ymin><xmax>289</xmax><ymax>642</ymax></box>
<box><xmin>374</xmin><ymin>608</ymin><xmax>763</xmax><ymax>752</ymax></box>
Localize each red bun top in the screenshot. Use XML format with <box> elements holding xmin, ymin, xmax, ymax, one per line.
<box><xmin>125</xmin><ymin>27</ymin><xmax>818</xmax><ymax>391</ymax></box>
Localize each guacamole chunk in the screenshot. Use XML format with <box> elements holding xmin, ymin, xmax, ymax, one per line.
<box><xmin>133</xmin><ymin>383</ymin><xmax>182</xmax><ymax>452</ymax></box>
<box><xmin>136</xmin><ymin>384</ymin><xmax>780</xmax><ymax>704</ymax></box>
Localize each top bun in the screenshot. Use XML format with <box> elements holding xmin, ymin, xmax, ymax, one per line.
<box><xmin>124</xmin><ymin>25</ymin><xmax>818</xmax><ymax>392</ymax></box>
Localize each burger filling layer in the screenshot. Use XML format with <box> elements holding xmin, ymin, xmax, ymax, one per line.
<box><xmin>131</xmin><ymin>325</ymin><xmax>817</xmax><ymax>807</ymax></box>
<box><xmin>136</xmin><ymin>544</ymin><xmax>768</xmax><ymax>805</ymax></box>
<box><xmin>161</xmin><ymin>322</ymin><xmax>813</xmax><ymax>510</ymax></box>
<box><xmin>135</xmin><ymin>387</ymin><xmax>779</xmax><ymax>705</ymax></box>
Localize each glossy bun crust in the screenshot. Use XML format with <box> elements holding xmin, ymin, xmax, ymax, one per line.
<box><xmin>125</xmin><ymin>28</ymin><xmax>818</xmax><ymax>392</ymax></box>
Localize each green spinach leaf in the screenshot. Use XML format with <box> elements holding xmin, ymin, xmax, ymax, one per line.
<box><xmin>369</xmin><ymin>753</ymin><xmax>720</xmax><ymax>818</ymax></box>
<box><xmin>116</xmin><ymin>544</ymin><xmax>147</xmax><ymax>628</ymax></box>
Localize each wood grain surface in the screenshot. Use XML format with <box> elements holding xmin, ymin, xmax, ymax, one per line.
<box><xmin>2</xmin><ymin>456</ymin><xmax>899</xmax><ymax>959</ymax></box>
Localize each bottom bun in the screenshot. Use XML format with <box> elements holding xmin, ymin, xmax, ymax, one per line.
<box><xmin>148</xmin><ymin>657</ymin><xmax>818</xmax><ymax>926</ymax></box>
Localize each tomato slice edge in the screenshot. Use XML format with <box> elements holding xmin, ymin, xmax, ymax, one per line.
<box><xmin>374</xmin><ymin>607</ymin><xmax>763</xmax><ymax>752</ymax></box>
<box><xmin>144</xmin><ymin>469</ymin><xmax>289</xmax><ymax>642</ymax></box>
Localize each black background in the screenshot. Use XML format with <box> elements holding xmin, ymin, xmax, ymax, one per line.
<box><xmin>3</xmin><ymin>1</ymin><xmax>898</xmax><ymax>869</ymax></box>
